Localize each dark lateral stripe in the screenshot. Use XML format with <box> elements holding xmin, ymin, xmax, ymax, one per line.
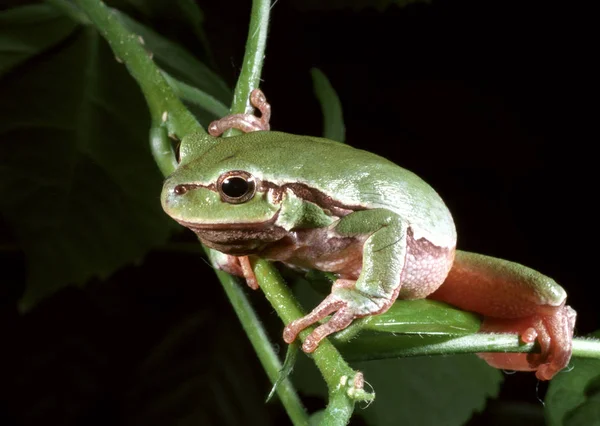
<box><xmin>173</xmin><ymin>179</ymin><xmax>364</xmax><ymax>217</ymax></box>
<box><xmin>261</xmin><ymin>181</ymin><xmax>365</xmax><ymax>217</ymax></box>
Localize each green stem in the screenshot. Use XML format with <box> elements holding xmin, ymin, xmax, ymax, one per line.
<box><xmin>224</xmin><ymin>0</ymin><xmax>271</xmax><ymax>137</ymax></box>
<box><xmin>149</xmin><ymin>126</ymin><xmax>178</xmax><ymax>176</ymax></box>
<box><xmin>212</xmin><ymin>254</ymin><xmax>309</xmax><ymax>426</ymax></box>
<box><xmin>220</xmin><ymin>1</ymin><xmax>369</xmax><ymax>423</ymax></box>
<box><xmin>73</xmin><ymin>0</ymin><xmax>201</xmax><ymax>139</ymax></box>
<box><xmin>254</xmin><ymin>260</ymin><xmax>372</xmax><ymax>426</ymax></box>
<box><xmin>162</xmin><ymin>71</ymin><xmax>230</xmax><ymax>118</ymax></box>
<box><xmin>75</xmin><ymin>1</ymin><xmax>307</xmax><ymax>421</ymax></box>
<box><xmin>573</xmin><ymin>337</ymin><xmax>600</xmax><ymax>359</ymax></box>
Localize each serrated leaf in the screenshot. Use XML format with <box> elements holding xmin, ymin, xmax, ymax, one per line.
<box><xmin>0</xmin><ymin>8</ymin><xmax>174</xmax><ymax>310</ymax></box>
<box><xmin>356</xmin><ymin>356</ymin><xmax>502</xmax><ymax>426</ymax></box>
<box><xmin>0</xmin><ymin>4</ymin><xmax>78</xmax><ymax>77</ymax></box>
<box><xmin>311</xmin><ymin>68</ymin><xmax>345</xmax><ymax>143</ymax></box>
<box><xmin>293</xmin><ymin>351</ymin><xmax>502</xmax><ymax>426</ymax></box>
<box><xmin>545</xmin><ymin>331</ymin><xmax>600</xmax><ymax>426</ymax></box>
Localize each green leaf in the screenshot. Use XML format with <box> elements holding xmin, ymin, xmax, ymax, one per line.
<box><xmin>293</xmin><ymin>351</ymin><xmax>502</xmax><ymax>426</ymax></box>
<box><xmin>126</xmin><ymin>316</ymin><xmax>275</xmax><ymax>426</ymax></box>
<box><xmin>0</xmin><ymin>4</ymin><xmax>78</xmax><ymax>77</ymax></box>
<box><xmin>0</xmin><ymin>7</ymin><xmax>173</xmax><ymax>310</ymax></box>
<box><xmin>356</xmin><ymin>356</ymin><xmax>502</xmax><ymax>426</ymax></box>
<box><xmin>311</xmin><ymin>68</ymin><xmax>345</xmax><ymax>143</ymax></box>
<box><xmin>332</xmin><ymin>300</ymin><xmax>486</xmax><ymax>361</ymax></box>
<box><xmin>338</xmin><ymin>299</ymin><xmax>481</xmax><ymax>338</ymax></box>
<box><xmin>546</xmin><ymin>331</ymin><xmax>600</xmax><ymax>426</ymax></box>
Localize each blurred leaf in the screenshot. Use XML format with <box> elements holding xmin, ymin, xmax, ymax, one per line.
<box><xmin>294</xmin><ymin>351</ymin><xmax>501</xmax><ymax>426</ymax></box>
<box><xmin>0</xmin><ymin>4</ymin><xmax>78</xmax><ymax>76</ymax></box>
<box><xmin>293</xmin><ymin>282</ymin><xmax>500</xmax><ymax>425</ymax></box>
<box><xmin>356</xmin><ymin>356</ymin><xmax>502</xmax><ymax>426</ymax></box>
<box><xmin>0</xmin><ymin>6</ymin><xmax>175</xmax><ymax>309</ymax></box>
<box><xmin>292</xmin><ymin>0</ymin><xmax>431</xmax><ymax>12</ymax></box>
<box><xmin>125</xmin><ymin>316</ymin><xmax>275</xmax><ymax>426</ymax></box>
<box><xmin>311</xmin><ymin>68</ymin><xmax>345</xmax><ymax>143</ymax></box>
<box><xmin>545</xmin><ymin>331</ymin><xmax>600</xmax><ymax>426</ymax></box>
<box><xmin>115</xmin><ymin>11</ymin><xmax>231</xmax><ymax>105</ymax></box>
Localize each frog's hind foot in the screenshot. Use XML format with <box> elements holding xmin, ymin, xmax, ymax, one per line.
<box><xmin>208</xmin><ymin>89</ymin><xmax>271</xmax><ymax>136</ymax></box>
<box><xmin>478</xmin><ymin>304</ymin><xmax>576</xmax><ymax>381</ymax></box>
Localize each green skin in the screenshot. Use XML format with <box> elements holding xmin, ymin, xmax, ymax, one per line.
<box><xmin>162</xmin><ymin>127</ymin><xmax>575</xmax><ymax>381</ymax></box>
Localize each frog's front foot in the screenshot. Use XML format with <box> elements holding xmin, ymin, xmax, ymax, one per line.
<box><xmin>478</xmin><ymin>304</ymin><xmax>576</xmax><ymax>381</ymax></box>
<box><xmin>283</xmin><ymin>279</ymin><xmax>390</xmax><ymax>353</ymax></box>
<box><xmin>208</xmin><ymin>89</ymin><xmax>271</xmax><ymax>136</ymax></box>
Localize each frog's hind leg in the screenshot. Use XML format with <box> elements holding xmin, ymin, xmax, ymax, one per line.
<box><xmin>429</xmin><ymin>250</ymin><xmax>576</xmax><ymax>380</ymax></box>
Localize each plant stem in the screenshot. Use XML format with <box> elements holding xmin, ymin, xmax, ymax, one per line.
<box><xmin>253</xmin><ymin>259</ymin><xmax>372</xmax><ymax>426</ymax></box>
<box><xmin>74</xmin><ymin>2</ymin><xmax>307</xmax><ymax>420</ymax></box>
<box><xmin>212</xmin><ymin>255</ymin><xmax>309</xmax><ymax>426</ymax></box>
<box><xmin>224</xmin><ymin>0</ymin><xmax>271</xmax><ymax>138</ymax></box>
<box><xmin>573</xmin><ymin>337</ymin><xmax>600</xmax><ymax>359</ymax></box>
<box><xmin>162</xmin><ymin>71</ymin><xmax>230</xmax><ymax>118</ymax></box>
<box><xmin>73</xmin><ymin>0</ymin><xmax>201</xmax><ymax>139</ymax></box>
<box><xmin>218</xmin><ymin>1</ymin><xmax>371</xmax><ymax>423</ymax></box>
<box><xmin>149</xmin><ymin>126</ymin><xmax>178</xmax><ymax>176</ymax></box>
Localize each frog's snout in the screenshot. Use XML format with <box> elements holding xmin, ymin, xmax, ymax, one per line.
<box><xmin>160</xmin><ymin>178</ymin><xmax>184</xmax><ymax>212</ymax></box>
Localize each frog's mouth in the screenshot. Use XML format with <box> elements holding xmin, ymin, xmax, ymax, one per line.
<box><xmin>175</xmin><ymin>212</ymin><xmax>288</xmax><ymax>255</ymax></box>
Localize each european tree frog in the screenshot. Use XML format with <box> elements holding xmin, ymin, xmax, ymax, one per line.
<box><xmin>161</xmin><ymin>90</ymin><xmax>575</xmax><ymax>381</ymax></box>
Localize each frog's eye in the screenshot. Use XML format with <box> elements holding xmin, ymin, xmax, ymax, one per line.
<box><xmin>217</xmin><ymin>171</ymin><xmax>256</xmax><ymax>204</ymax></box>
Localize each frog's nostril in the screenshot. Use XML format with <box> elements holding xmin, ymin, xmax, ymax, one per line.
<box><xmin>174</xmin><ymin>184</ymin><xmax>188</xmax><ymax>195</ymax></box>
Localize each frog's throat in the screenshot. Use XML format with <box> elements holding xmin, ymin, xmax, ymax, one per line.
<box><xmin>176</xmin><ymin>211</ymin><xmax>288</xmax><ymax>256</ymax></box>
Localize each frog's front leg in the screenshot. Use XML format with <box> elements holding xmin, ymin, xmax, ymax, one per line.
<box><xmin>211</xmin><ymin>251</ymin><xmax>259</xmax><ymax>290</ymax></box>
<box><xmin>208</xmin><ymin>89</ymin><xmax>271</xmax><ymax>136</ymax></box>
<box><xmin>430</xmin><ymin>250</ymin><xmax>576</xmax><ymax>381</ymax></box>
<box><xmin>283</xmin><ymin>209</ymin><xmax>407</xmax><ymax>353</ymax></box>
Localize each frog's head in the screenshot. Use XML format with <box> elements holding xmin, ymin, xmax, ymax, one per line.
<box><xmin>161</xmin><ymin>132</ymin><xmax>289</xmax><ymax>255</ymax></box>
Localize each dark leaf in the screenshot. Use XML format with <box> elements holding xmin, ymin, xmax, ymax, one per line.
<box><xmin>0</xmin><ymin>7</ymin><xmax>173</xmax><ymax>309</ymax></box>
<box><xmin>0</xmin><ymin>4</ymin><xmax>78</xmax><ymax>77</ymax></box>
<box><xmin>311</xmin><ymin>68</ymin><xmax>345</xmax><ymax>143</ymax></box>
<box><xmin>545</xmin><ymin>331</ymin><xmax>600</xmax><ymax>426</ymax></box>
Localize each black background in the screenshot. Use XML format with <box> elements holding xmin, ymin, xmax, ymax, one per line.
<box><xmin>1</xmin><ymin>0</ymin><xmax>597</xmax><ymax>425</ymax></box>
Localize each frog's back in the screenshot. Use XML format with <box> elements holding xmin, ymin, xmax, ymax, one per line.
<box><xmin>200</xmin><ymin>131</ymin><xmax>457</xmax><ymax>249</ymax></box>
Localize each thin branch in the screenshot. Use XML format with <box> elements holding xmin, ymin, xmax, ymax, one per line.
<box><xmin>74</xmin><ymin>2</ymin><xmax>308</xmax><ymax>422</ymax></box>
<box><xmin>73</xmin><ymin>0</ymin><xmax>201</xmax><ymax>140</ymax></box>
<box><xmin>162</xmin><ymin>71</ymin><xmax>230</xmax><ymax>118</ymax></box>
<box><xmin>224</xmin><ymin>0</ymin><xmax>271</xmax><ymax>137</ymax></box>
<box><xmin>212</xmin><ymin>255</ymin><xmax>309</xmax><ymax>426</ymax></box>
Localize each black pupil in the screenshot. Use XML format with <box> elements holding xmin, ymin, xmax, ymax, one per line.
<box><xmin>222</xmin><ymin>176</ymin><xmax>249</xmax><ymax>198</ymax></box>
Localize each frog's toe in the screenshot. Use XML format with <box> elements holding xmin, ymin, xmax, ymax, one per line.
<box><xmin>301</xmin><ymin>306</ymin><xmax>357</xmax><ymax>353</ymax></box>
<box><xmin>282</xmin><ymin>296</ymin><xmax>345</xmax><ymax>345</ymax></box>
<box><xmin>478</xmin><ymin>304</ymin><xmax>576</xmax><ymax>381</ymax></box>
